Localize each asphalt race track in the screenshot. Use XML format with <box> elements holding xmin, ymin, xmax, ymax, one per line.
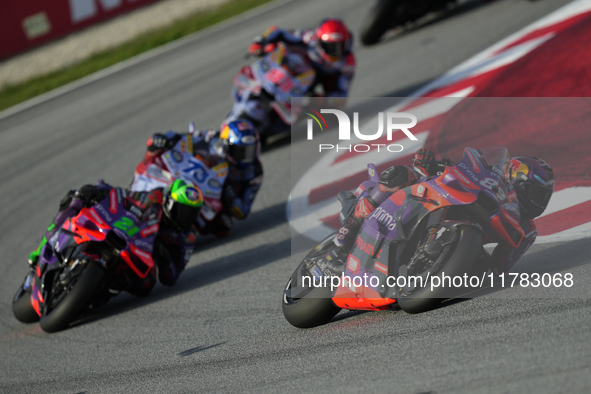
<box><xmin>1</xmin><ymin>0</ymin><xmax>590</xmax><ymax>392</ymax></box>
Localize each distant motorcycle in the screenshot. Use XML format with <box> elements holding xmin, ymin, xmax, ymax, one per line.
<box><xmin>12</xmin><ymin>187</ymin><xmax>160</xmax><ymax>332</ymax></box>
<box><xmin>283</xmin><ymin>146</ymin><xmax>525</xmax><ymax>328</ymax></box>
<box><xmin>131</xmin><ymin>127</ymin><xmax>228</xmax><ymax>232</ymax></box>
<box><xmin>224</xmin><ymin>42</ymin><xmax>316</xmax><ymax>143</ymax></box>
<box><xmin>360</xmin><ymin>0</ymin><xmax>458</xmax><ymax>45</ymax></box>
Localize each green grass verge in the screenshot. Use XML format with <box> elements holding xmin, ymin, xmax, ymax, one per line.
<box><xmin>0</xmin><ymin>0</ymin><xmax>275</xmax><ymax>112</ymax></box>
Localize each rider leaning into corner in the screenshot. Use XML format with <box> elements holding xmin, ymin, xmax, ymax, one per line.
<box><xmin>334</xmin><ymin>149</ymin><xmax>555</xmax><ymax>275</ymax></box>
<box><xmin>142</xmin><ymin>119</ymin><xmax>264</xmax><ymax>238</ymax></box>
<box><xmin>27</xmin><ymin>179</ymin><xmax>202</xmax><ymax>296</ymax></box>
<box><xmin>248</xmin><ymin>18</ymin><xmax>356</xmax><ymax>99</ymax></box>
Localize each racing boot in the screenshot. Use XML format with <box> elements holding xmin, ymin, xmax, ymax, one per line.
<box><xmin>153</xmin><ymin>235</ymin><xmax>184</xmax><ymax>286</ymax></box>
<box><xmin>28</xmin><ymin>246</ymin><xmax>43</xmax><ymax>269</ymax></box>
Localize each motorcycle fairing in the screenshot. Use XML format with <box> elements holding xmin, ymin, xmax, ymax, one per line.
<box><xmin>120</xmin><ymin>244</ymin><xmax>153</xmax><ymax>279</ymax></box>
<box><xmin>332</xmin><ymin>147</ymin><xmax>529</xmax><ymax>308</ymax></box>
<box><xmin>332</xmin><ymin>229</ymin><xmax>396</xmax><ymax>311</ymax></box>
<box><xmin>234</xmin><ymin>65</ymin><xmax>261</xmax><ymax>95</ymax></box>
<box><xmin>160</xmin><ymin>135</ymin><xmax>228</xmax><ymax>200</ymax></box>
<box><xmin>64</xmin><ymin>208</ymin><xmax>110</xmax><ymax>244</ymax></box>
<box><xmin>30</xmin><ymin>189</ymin><xmax>159</xmax><ymax>315</ymax></box>
<box><xmin>229</xmin><ymin>43</ymin><xmax>316</xmax><ymax>132</ymax></box>
<box><xmin>242</xmin><ymin>47</ymin><xmax>314</xmax><ymax>102</ymax></box>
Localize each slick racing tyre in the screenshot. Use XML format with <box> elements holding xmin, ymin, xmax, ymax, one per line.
<box><xmin>282</xmin><ymin>276</ymin><xmax>341</xmax><ymax>329</ymax></box>
<box><xmin>12</xmin><ymin>275</ymin><xmax>40</xmax><ymax>323</ymax></box>
<box><xmin>282</xmin><ymin>234</ymin><xmax>341</xmax><ymax>328</ymax></box>
<box><xmin>39</xmin><ymin>261</ymin><xmax>106</xmax><ymax>333</ymax></box>
<box><xmin>397</xmin><ymin>225</ymin><xmax>483</xmax><ymax>314</ymax></box>
<box><xmin>360</xmin><ymin>0</ymin><xmax>397</xmax><ymax>45</ymax></box>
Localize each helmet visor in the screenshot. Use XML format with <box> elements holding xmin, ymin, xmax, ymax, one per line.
<box><xmin>520</xmin><ymin>181</ymin><xmax>553</xmax><ymax>213</ymax></box>
<box><xmin>320</xmin><ymin>41</ymin><xmax>344</xmax><ymax>59</ymax></box>
<box><xmin>228</xmin><ymin>143</ymin><xmax>256</xmax><ymax>164</ymax></box>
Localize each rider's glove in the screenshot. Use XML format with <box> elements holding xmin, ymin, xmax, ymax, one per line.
<box><xmin>147</xmin><ymin>133</ymin><xmax>175</xmax><ymax>152</ymax></box>
<box><xmin>248</xmin><ymin>40</ymin><xmax>265</xmax><ymax>56</ymax></box>
<box><xmin>412</xmin><ymin>149</ymin><xmax>437</xmax><ymax>174</ymax></box>
<box><xmin>412</xmin><ymin>149</ymin><xmax>452</xmax><ymax>176</ymax></box>
<box><xmin>76</xmin><ymin>184</ymin><xmax>110</xmax><ymax>206</ymax></box>
<box><xmin>378</xmin><ymin>166</ymin><xmax>415</xmax><ymax>192</ymax></box>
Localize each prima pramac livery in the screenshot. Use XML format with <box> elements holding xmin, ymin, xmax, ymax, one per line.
<box><xmin>283</xmin><ymin>146</ymin><xmax>554</xmax><ymax>328</ymax></box>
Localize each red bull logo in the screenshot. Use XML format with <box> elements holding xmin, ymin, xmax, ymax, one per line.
<box><xmin>508</xmin><ymin>158</ymin><xmax>530</xmax><ymax>180</ymax></box>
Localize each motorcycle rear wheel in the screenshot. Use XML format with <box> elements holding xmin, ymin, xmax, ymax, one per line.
<box><xmin>397</xmin><ymin>225</ymin><xmax>483</xmax><ymax>314</ymax></box>
<box><xmin>282</xmin><ymin>234</ymin><xmax>342</xmax><ymax>328</ymax></box>
<box><xmin>39</xmin><ymin>261</ymin><xmax>106</xmax><ymax>333</ymax></box>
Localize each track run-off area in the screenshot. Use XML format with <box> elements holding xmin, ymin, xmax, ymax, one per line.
<box><xmin>1</xmin><ymin>0</ymin><xmax>590</xmax><ymax>393</ymax></box>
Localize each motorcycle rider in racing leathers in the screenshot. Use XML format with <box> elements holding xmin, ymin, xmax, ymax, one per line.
<box><xmin>247</xmin><ymin>19</ymin><xmax>356</xmax><ymax>99</ymax></box>
<box><xmin>27</xmin><ymin>179</ymin><xmax>202</xmax><ymax>296</ymax></box>
<box><xmin>334</xmin><ymin>149</ymin><xmax>555</xmax><ymax>274</ymax></box>
<box><xmin>142</xmin><ymin>119</ymin><xmax>263</xmax><ymax>237</ymax></box>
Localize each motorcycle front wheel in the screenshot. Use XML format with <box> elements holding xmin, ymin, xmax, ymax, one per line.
<box><xmin>39</xmin><ymin>260</ymin><xmax>106</xmax><ymax>333</ymax></box>
<box><xmin>282</xmin><ymin>234</ymin><xmax>342</xmax><ymax>328</ymax></box>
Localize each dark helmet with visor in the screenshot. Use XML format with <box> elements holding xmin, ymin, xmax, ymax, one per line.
<box><xmin>503</xmin><ymin>156</ymin><xmax>554</xmax><ymax>219</ymax></box>
<box><xmin>220</xmin><ymin>120</ymin><xmax>260</xmax><ymax>167</ymax></box>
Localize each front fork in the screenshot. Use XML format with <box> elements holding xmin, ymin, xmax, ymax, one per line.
<box><xmin>20</xmin><ymin>270</ymin><xmax>35</xmax><ymax>293</ymax></box>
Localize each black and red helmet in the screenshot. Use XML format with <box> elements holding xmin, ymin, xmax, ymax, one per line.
<box><xmin>504</xmin><ymin>157</ymin><xmax>554</xmax><ymax>219</ymax></box>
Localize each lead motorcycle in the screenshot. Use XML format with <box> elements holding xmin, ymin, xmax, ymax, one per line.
<box><xmin>12</xmin><ymin>187</ymin><xmax>161</xmax><ymax>332</ymax></box>
<box><xmin>224</xmin><ymin>42</ymin><xmax>315</xmax><ymax>143</ymax></box>
<box><xmin>283</xmin><ymin>146</ymin><xmax>525</xmax><ymax>328</ymax></box>
<box><xmin>360</xmin><ymin>0</ymin><xmax>459</xmax><ymax>45</ymax></box>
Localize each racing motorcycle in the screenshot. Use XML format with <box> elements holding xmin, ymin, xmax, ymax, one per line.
<box><xmin>283</xmin><ymin>146</ymin><xmax>524</xmax><ymax>328</ymax></box>
<box><xmin>360</xmin><ymin>0</ymin><xmax>459</xmax><ymax>45</ymax></box>
<box><xmin>224</xmin><ymin>42</ymin><xmax>315</xmax><ymax>143</ymax></box>
<box><xmin>130</xmin><ymin>125</ymin><xmax>228</xmax><ymax>232</ymax></box>
<box><xmin>12</xmin><ymin>187</ymin><xmax>161</xmax><ymax>332</ymax></box>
